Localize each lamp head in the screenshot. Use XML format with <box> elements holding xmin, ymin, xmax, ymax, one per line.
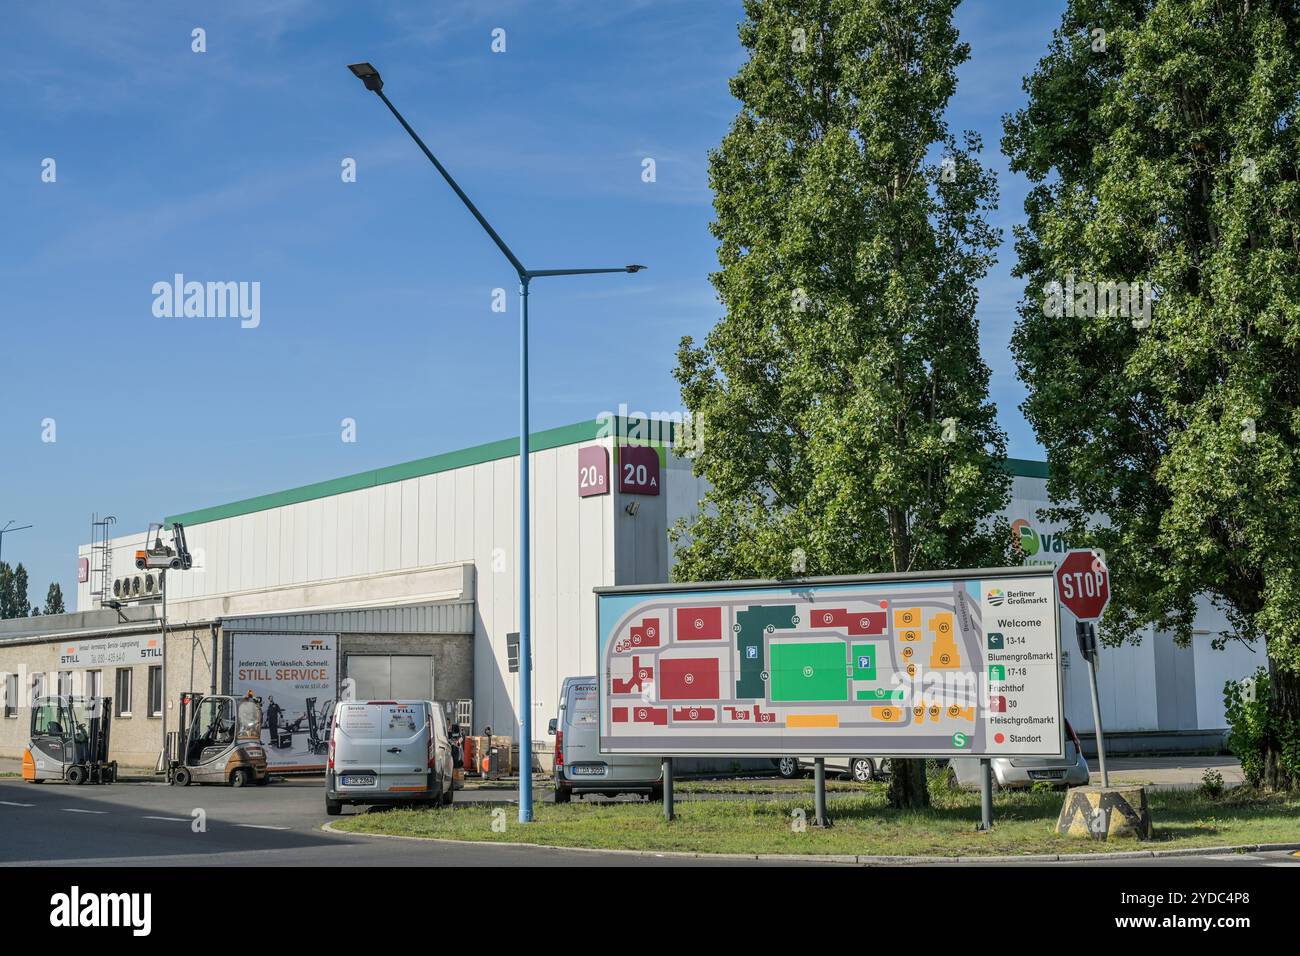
<box><xmin>348</xmin><ymin>62</ymin><xmax>383</xmax><ymax>93</ymax></box>
<box><xmin>625</xmin><ymin>264</ymin><xmax>647</xmax><ymax>273</ymax></box>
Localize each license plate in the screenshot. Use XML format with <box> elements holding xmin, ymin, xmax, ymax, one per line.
<box><xmin>570</xmin><ymin>765</ymin><xmax>606</xmax><ymax>777</ymax></box>
<box><xmin>341</xmin><ymin>774</ymin><xmax>375</xmax><ymax>787</ymax></box>
<box><xmin>1028</xmin><ymin>770</ymin><xmax>1064</xmax><ymax>780</ymax></box>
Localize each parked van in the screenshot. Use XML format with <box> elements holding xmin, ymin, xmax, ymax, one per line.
<box><xmin>549</xmin><ymin>676</ymin><xmax>662</xmax><ymax>802</ymax></box>
<box><xmin>326</xmin><ymin>699</ymin><xmax>454</xmax><ymax>815</ymax></box>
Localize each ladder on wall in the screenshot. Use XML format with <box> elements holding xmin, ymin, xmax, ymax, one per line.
<box><xmin>89</xmin><ymin>513</ymin><xmax>116</xmax><ymax>608</ymax></box>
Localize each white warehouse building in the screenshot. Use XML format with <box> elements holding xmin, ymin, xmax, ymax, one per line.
<box><xmin>0</xmin><ymin>415</ymin><xmax>1260</xmax><ymax>770</ymax></box>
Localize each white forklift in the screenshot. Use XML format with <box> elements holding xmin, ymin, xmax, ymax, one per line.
<box><xmin>23</xmin><ymin>696</ymin><xmax>117</xmax><ymax>784</ymax></box>
<box><xmin>135</xmin><ymin>522</ymin><xmax>193</xmax><ymax>572</ymax></box>
<box><xmin>165</xmin><ymin>691</ymin><xmax>269</xmax><ymax>787</ymax></box>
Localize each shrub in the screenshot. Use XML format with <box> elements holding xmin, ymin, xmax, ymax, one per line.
<box><xmin>1199</xmin><ymin>767</ymin><xmax>1225</xmax><ymax>800</ymax></box>
<box><xmin>1222</xmin><ymin>668</ymin><xmax>1300</xmax><ymax>789</ymax></box>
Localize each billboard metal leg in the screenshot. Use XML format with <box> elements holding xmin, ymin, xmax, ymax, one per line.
<box><xmin>662</xmin><ymin>757</ymin><xmax>674</xmax><ymax>822</ymax></box>
<box><xmin>813</xmin><ymin>757</ymin><xmax>831</xmax><ymax>828</ymax></box>
<box><xmin>978</xmin><ymin>758</ymin><xmax>993</xmax><ymax>831</ymax></box>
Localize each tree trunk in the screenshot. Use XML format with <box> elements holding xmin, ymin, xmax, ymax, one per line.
<box><xmin>887</xmin><ymin>756</ymin><xmax>930</xmax><ymax>809</ymax></box>
<box><xmin>1263</xmin><ymin>659</ymin><xmax>1299</xmax><ymax>791</ymax></box>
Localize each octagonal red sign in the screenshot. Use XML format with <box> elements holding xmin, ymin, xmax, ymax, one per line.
<box><xmin>1055</xmin><ymin>549</ymin><xmax>1110</xmax><ymax>621</ymax></box>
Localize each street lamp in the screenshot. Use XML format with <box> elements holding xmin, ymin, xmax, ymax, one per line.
<box><xmin>0</xmin><ymin>521</ymin><xmax>33</xmax><ymax>569</ymax></box>
<box><xmin>348</xmin><ymin>62</ymin><xmax>645</xmax><ymax>823</ymax></box>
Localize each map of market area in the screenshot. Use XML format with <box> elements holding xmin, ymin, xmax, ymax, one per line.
<box><xmin>599</xmin><ymin>577</ymin><xmax>1063</xmax><ymax>757</ymax></box>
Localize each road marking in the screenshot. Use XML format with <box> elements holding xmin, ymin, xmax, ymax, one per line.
<box><xmin>142</xmin><ymin>815</ymin><xmax>191</xmax><ymax>822</ymax></box>
<box><xmin>234</xmin><ymin>824</ymin><xmax>289</xmax><ymax>831</ymax></box>
<box><xmin>62</xmin><ymin>808</ymin><xmax>108</xmax><ymax>814</ymax></box>
<box><xmin>0</xmin><ymin>800</ymin><xmax>34</xmax><ymax>807</ymax></box>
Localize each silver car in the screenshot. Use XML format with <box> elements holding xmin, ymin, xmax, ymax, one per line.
<box><xmin>774</xmin><ymin>755</ymin><xmax>887</xmax><ymax>783</ymax></box>
<box><xmin>948</xmin><ymin>720</ymin><xmax>1090</xmax><ymax>790</ymax></box>
<box><xmin>549</xmin><ymin>676</ymin><xmax>662</xmax><ymax>802</ymax></box>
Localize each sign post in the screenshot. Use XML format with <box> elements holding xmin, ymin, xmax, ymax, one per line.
<box><xmin>1055</xmin><ymin>550</ymin><xmax>1111</xmax><ymax>787</ymax></box>
<box><xmin>978</xmin><ymin>759</ymin><xmax>993</xmax><ymax>831</ymax></box>
<box><xmin>813</xmin><ymin>757</ymin><xmax>830</xmax><ymax>828</ymax></box>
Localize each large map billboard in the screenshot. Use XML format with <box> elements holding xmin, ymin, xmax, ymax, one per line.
<box><xmin>596</xmin><ymin>567</ymin><xmax>1063</xmax><ymax>758</ymax></box>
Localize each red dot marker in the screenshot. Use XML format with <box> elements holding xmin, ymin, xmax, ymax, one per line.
<box><xmin>879</xmin><ymin>600</ymin><xmax>888</xmax><ymax>608</ymax></box>
<box><xmin>994</xmin><ymin>732</ymin><xmax>1005</xmax><ymax>744</ymax></box>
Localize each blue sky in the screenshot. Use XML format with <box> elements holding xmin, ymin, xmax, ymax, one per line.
<box><xmin>0</xmin><ymin>0</ymin><xmax>1066</xmax><ymax>606</ymax></box>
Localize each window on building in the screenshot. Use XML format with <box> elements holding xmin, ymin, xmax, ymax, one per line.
<box><xmin>57</xmin><ymin>670</ymin><xmax>73</xmax><ymax>697</ymax></box>
<box><xmin>3</xmin><ymin>673</ymin><xmax>17</xmax><ymax>718</ymax></box>
<box><xmin>87</xmin><ymin>670</ymin><xmax>102</xmax><ymax>701</ymax></box>
<box><xmin>30</xmin><ymin>672</ymin><xmax>45</xmax><ymax>705</ymax></box>
<box><xmin>147</xmin><ymin>666</ymin><xmax>163</xmax><ymax>718</ymax></box>
<box><xmin>114</xmin><ymin>668</ymin><xmax>132</xmax><ymax>717</ymax></box>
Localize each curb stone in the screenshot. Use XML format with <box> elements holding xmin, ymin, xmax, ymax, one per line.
<box><xmin>321</xmin><ymin>824</ymin><xmax>1300</xmax><ymax>864</ymax></box>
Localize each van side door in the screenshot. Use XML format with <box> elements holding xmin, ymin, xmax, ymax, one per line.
<box><xmin>378</xmin><ymin>702</ymin><xmax>430</xmax><ymax>794</ymax></box>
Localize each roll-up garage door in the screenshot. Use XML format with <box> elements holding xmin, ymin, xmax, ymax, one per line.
<box><xmin>347</xmin><ymin>655</ymin><xmax>434</xmax><ymax>701</ymax></box>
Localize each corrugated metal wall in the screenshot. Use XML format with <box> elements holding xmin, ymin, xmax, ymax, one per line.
<box><xmin>220</xmin><ymin>602</ymin><xmax>475</xmax><ymax>636</ymax></box>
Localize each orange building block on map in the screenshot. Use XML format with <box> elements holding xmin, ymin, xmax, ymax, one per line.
<box><xmin>928</xmin><ymin>612</ymin><xmax>961</xmax><ymax>668</ymax></box>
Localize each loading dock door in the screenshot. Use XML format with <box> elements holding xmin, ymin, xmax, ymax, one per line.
<box><xmin>347</xmin><ymin>655</ymin><xmax>434</xmax><ymax>701</ymax></box>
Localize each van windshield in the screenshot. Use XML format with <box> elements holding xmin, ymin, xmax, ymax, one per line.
<box><xmin>569</xmin><ymin>683</ymin><xmax>597</xmax><ymax>724</ymax></box>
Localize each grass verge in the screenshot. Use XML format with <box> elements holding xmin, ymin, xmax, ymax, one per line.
<box><xmin>331</xmin><ymin>784</ymin><xmax>1300</xmax><ymax>857</ymax></box>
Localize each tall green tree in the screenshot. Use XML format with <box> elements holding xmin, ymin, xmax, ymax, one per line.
<box><xmin>43</xmin><ymin>582</ymin><xmax>66</xmax><ymax>616</ymax></box>
<box><xmin>0</xmin><ymin>563</ymin><xmax>31</xmax><ymax>620</ymax></box>
<box><xmin>9</xmin><ymin>564</ymin><xmax>30</xmax><ymax>619</ymax></box>
<box><xmin>675</xmin><ymin>0</ymin><xmax>1011</xmax><ymax>808</ymax></box>
<box><xmin>1005</xmin><ymin>1</ymin><xmax>1300</xmax><ymax>788</ymax></box>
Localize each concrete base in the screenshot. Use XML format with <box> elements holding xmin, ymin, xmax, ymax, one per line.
<box><xmin>1056</xmin><ymin>785</ymin><xmax>1152</xmax><ymax>841</ymax></box>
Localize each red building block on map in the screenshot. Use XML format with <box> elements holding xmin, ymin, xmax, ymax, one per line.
<box><xmin>632</xmin><ymin>706</ymin><xmax>668</xmax><ymax>725</ymax></box>
<box><xmin>612</xmin><ymin>707</ymin><xmax>629</xmax><ymax>723</ymax></box>
<box><xmin>810</xmin><ymin>608</ymin><xmax>887</xmax><ymax>636</ymax></box>
<box><xmin>752</xmin><ymin>704</ymin><xmax>777</xmax><ymax>724</ymax></box>
<box><xmin>671</xmin><ymin>705</ymin><xmax>716</xmax><ymax>722</ymax></box>
<box><xmin>611</xmin><ymin>657</ymin><xmax>654</xmax><ymax>695</ymax></box>
<box><xmin>629</xmin><ymin>618</ymin><xmax>661</xmax><ymax>648</ymax></box>
<box><xmin>676</xmin><ymin>606</ymin><xmax>723</xmax><ymax>641</ymax></box>
<box><xmin>659</xmin><ymin>657</ymin><xmax>720</xmax><ymax>700</ymax></box>
<box><xmin>724</xmin><ymin>706</ymin><xmax>751</xmax><ymax>721</ymax></box>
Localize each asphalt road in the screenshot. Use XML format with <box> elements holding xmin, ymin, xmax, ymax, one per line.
<box><xmin>0</xmin><ymin>776</ymin><xmax>1295</xmax><ymax>867</ymax></box>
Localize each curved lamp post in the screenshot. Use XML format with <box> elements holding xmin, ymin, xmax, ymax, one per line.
<box><xmin>348</xmin><ymin>62</ymin><xmax>645</xmax><ymax>822</ymax></box>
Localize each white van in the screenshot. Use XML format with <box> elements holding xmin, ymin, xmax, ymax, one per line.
<box><xmin>326</xmin><ymin>699</ymin><xmax>454</xmax><ymax>815</ymax></box>
<box><xmin>549</xmin><ymin>676</ymin><xmax>662</xmax><ymax>802</ymax></box>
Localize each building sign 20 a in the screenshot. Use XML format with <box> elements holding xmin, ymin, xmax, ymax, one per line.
<box><xmin>617</xmin><ymin>445</ymin><xmax>660</xmax><ymax>496</ymax></box>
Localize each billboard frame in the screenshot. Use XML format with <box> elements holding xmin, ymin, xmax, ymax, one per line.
<box><xmin>595</xmin><ymin>564</ymin><xmax>1064</xmax><ymax>760</ymax></box>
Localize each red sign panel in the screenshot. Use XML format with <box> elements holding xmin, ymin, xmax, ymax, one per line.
<box><xmin>1055</xmin><ymin>549</ymin><xmax>1110</xmax><ymax>621</ymax></box>
<box><xmin>77</xmin><ymin>557</ymin><xmax>90</xmax><ymax>584</ymax></box>
<box><xmin>578</xmin><ymin>445</ymin><xmax>609</xmax><ymax>497</ymax></box>
<box><xmin>618</xmin><ymin>445</ymin><xmax>660</xmax><ymax>495</ymax></box>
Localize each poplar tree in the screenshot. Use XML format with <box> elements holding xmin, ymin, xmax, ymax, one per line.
<box><xmin>1005</xmin><ymin>0</ymin><xmax>1300</xmax><ymax>787</ymax></box>
<box><xmin>675</xmin><ymin>0</ymin><xmax>1010</xmax><ymax>808</ymax></box>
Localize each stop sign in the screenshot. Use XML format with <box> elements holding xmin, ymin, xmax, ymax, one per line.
<box><xmin>1055</xmin><ymin>549</ymin><xmax>1110</xmax><ymax>621</ymax></box>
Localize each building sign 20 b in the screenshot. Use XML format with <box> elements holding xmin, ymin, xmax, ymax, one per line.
<box><xmin>578</xmin><ymin>445</ymin><xmax>609</xmax><ymax>498</ymax></box>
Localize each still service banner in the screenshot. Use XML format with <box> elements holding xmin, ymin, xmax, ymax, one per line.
<box><xmin>232</xmin><ymin>634</ymin><xmax>337</xmax><ymax>771</ymax></box>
